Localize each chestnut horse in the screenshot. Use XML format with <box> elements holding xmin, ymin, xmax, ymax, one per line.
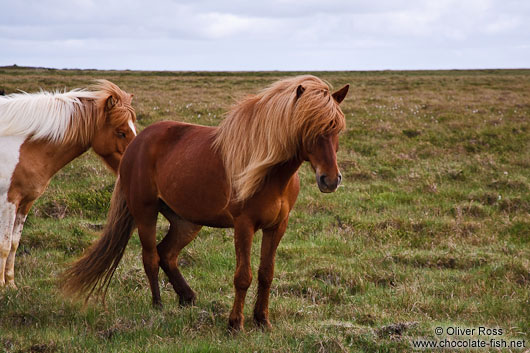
<box><xmin>61</xmin><ymin>75</ymin><xmax>349</xmax><ymax>331</ymax></box>
<box><xmin>0</xmin><ymin>80</ymin><xmax>136</xmax><ymax>288</ymax></box>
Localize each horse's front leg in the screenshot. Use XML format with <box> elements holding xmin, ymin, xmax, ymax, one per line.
<box><xmin>0</xmin><ymin>200</ymin><xmax>17</xmax><ymax>287</ymax></box>
<box><xmin>4</xmin><ymin>200</ymin><xmax>32</xmax><ymax>288</ymax></box>
<box><xmin>253</xmin><ymin>219</ymin><xmax>287</xmax><ymax>329</ymax></box>
<box><xmin>228</xmin><ymin>218</ymin><xmax>255</xmax><ymax>331</ymax></box>
<box><xmin>4</xmin><ymin>213</ymin><xmax>27</xmax><ymax>288</ymax></box>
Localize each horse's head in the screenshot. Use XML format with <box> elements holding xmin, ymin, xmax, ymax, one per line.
<box><xmin>214</xmin><ymin>75</ymin><xmax>349</xmax><ymax>201</ymax></box>
<box><xmin>91</xmin><ymin>83</ymin><xmax>136</xmax><ymax>173</ymax></box>
<box><xmin>299</xmin><ymin>83</ymin><xmax>349</xmax><ymax>193</ymax></box>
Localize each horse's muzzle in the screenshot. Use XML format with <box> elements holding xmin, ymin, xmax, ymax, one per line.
<box><xmin>316</xmin><ymin>172</ymin><xmax>342</xmax><ymax>193</ymax></box>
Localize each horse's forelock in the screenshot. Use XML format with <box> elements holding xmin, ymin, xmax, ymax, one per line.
<box><xmin>294</xmin><ymin>82</ymin><xmax>346</xmax><ymax>147</ymax></box>
<box><xmin>93</xmin><ymin>80</ymin><xmax>135</xmax><ymax>128</ymax></box>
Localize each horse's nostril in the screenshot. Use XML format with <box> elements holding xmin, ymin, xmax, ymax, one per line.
<box><xmin>338</xmin><ymin>173</ymin><xmax>342</xmax><ymax>185</ymax></box>
<box><xmin>319</xmin><ymin>174</ymin><xmax>327</xmax><ymax>187</ymax></box>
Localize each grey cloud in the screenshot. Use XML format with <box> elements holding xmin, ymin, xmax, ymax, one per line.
<box><xmin>0</xmin><ymin>0</ymin><xmax>528</xmax><ymax>70</ymax></box>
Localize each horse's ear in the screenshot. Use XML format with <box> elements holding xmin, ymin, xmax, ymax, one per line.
<box><xmin>296</xmin><ymin>85</ymin><xmax>305</xmax><ymax>99</ymax></box>
<box><xmin>332</xmin><ymin>84</ymin><xmax>349</xmax><ymax>104</ymax></box>
<box><xmin>105</xmin><ymin>95</ymin><xmax>116</xmax><ymax>110</ymax></box>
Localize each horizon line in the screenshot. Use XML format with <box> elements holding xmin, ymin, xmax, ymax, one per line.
<box><xmin>1</xmin><ymin>64</ymin><xmax>529</xmax><ymax>73</ymax></box>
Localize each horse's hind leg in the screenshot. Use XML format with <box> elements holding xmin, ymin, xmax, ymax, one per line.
<box><xmin>158</xmin><ymin>208</ymin><xmax>201</xmax><ymax>305</ymax></box>
<box><xmin>134</xmin><ymin>204</ymin><xmax>162</xmax><ymax>308</ymax></box>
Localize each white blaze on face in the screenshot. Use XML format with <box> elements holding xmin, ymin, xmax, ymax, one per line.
<box><xmin>128</xmin><ymin>120</ymin><xmax>137</xmax><ymax>136</ymax></box>
<box><xmin>0</xmin><ymin>135</ymin><xmax>25</xmax><ymax>285</ymax></box>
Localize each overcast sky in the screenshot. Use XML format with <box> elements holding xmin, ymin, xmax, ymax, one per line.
<box><xmin>1</xmin><ymin>0</ymin><xmax>529</xmax><ymax>71</ymax></box>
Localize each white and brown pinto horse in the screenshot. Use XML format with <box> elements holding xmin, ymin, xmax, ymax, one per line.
<box><xmin>0</xmin><ymin>80</ymin><xmax>136</xmax><ymax>288</ymax></box>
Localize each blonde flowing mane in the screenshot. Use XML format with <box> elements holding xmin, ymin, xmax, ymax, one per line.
<box><xmin>213</xmin><ymin>75</ymin><xmax>346</xmax><ymax>201</ymax></box>
<box><xmin>0</xmin><ymin>80</ymin><xmax>134</xmax><ymax>146</ymax></box>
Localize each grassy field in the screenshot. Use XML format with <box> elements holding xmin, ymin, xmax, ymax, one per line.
<box><xmin>0</xmin><ymin>67</ymin><xmax>529</xmax><ymax>352</ymax></box>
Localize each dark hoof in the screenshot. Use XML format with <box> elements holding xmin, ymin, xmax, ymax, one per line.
<box><xmin>152</xmin><ymin>301</ymin><xmax>163</xmax><ymax>310</ymax></box>
<box><xmin>253</xmin><ymin>314</ymin><xmax>272</xmax><ymax>330</ymax></box>
<box><xmin>228</xmin><ymin>316</ymin><xmax>244</xmax><ymax>333</ymax></box>
<box><xmin>179</xmin><ymin>292</ymin><xmax>196</xmax><ymax>306</ymax></box>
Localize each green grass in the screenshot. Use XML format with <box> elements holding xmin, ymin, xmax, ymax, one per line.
<box><xmin>1</xmin><ymin>67</ymin><xmax>529</xmax><ymax>352</ymax></box>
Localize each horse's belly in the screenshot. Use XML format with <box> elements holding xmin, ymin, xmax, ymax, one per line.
<box><xmin>159</xmin><ymin>186</ymin><xmax>233</xmax><ymax>228</ymax></box>
<box><xmin>187</xmin><ymin>213</ymin><xmax>234</xmax><ymax>228</ymax></box>
<box><xmin>163</xmin><ymin>200</ymin><xmax>234</xmax><ymax>228</ymax></box>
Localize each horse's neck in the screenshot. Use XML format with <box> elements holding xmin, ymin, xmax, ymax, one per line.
<box><xmin>53</xmin><ymin>143</ymin><xmax>89</xmax><ymax>174</ymax></box>
<box><xmin>22</xmin><ymin>139</ymin><xmax>89</xmax><ymax>180</ymax></box>
<box><xmin>267</xmin><ymin>157</ymin><xmax>304</xmax><ymax>190</ymax></box>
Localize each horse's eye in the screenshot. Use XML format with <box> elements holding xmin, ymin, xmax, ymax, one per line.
<box><xmin>117</xmin><ymin>131</ymin><xmax>126</xmax><ymax>138</ymax></box>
